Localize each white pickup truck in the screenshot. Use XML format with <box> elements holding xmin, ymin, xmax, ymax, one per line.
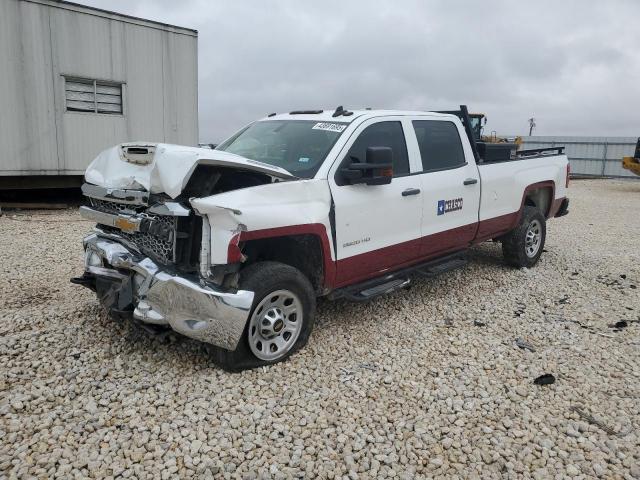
<box><xmin>73</xmin><ymin>105</ymin><xmax>570</xmax><ymax>370</ymax></box>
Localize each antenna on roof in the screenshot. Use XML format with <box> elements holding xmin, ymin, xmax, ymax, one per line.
<box><xmin>332</xmin><ymin>106</ymin><xmax>353</xmax><ymax>117</ymax></box>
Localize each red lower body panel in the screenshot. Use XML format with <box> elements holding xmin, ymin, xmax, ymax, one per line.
<box><xmin>334</xmin><ymin>223</ymin><xmax>476</xmax><ymax>288</ymax></box>
<box><xmin>239</xmin><ymin>195</ymin><xmax>566</xmax><ymax>291</ymax></box>
<box><xmin>334</xmin><ymin>197</ymin><xmax>566</xmax><ymax>288</ymax></box>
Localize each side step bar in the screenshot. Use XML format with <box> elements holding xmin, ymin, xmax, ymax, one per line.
<box><xmin>330</xmin><ymin>252</ymin><xmax>468</xmax><ymax>302</ymax></box>
<box><xmin>415</xmin><ymin>257</ymin><xmax>468</xmax><ymax>277</ymax></box>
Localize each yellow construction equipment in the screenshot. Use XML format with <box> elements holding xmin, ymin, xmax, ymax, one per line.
<box><xmin>469</xmin><ymin>113</ymin><xmax>523</xmax><ymax>149</ymax></box>
<box><xmin>622</xmin><ymin>138</ymin><xmax>640</xmax><ymax>177</ymax></box>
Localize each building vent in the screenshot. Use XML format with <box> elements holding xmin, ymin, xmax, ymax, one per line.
<box><xmin>64</xmin><ymin>77</ymin><xmax>123</xmax><ymax>114</ymax></box>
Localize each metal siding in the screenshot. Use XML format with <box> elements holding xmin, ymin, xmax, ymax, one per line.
<box><xmin>0</xmin><ymin>0</ymin><xmax>24</xmax><ymax>172</ymax></box>
<box><xmin>163</xmin><ymin>33</ymin><xmax>198</xmax><ymax>145</ymax></box>
<box><xmin>0</xmin><ymin>1</ymin><xmax>59</xmax><ymax>173</ymax></box>
<box><xmin>521</xmin><ymin>136</ymin><xmax>638</xmax><ymax>178</ymax></box>
<box><xmin>1</xmin><ymin>0</ymin><xmax>198</xmax><ymax>176</ymax></box>
<box><xmin>123</xmin><ymin>23</ymin><xmax>165</xmax><ymax>145</ymax></box>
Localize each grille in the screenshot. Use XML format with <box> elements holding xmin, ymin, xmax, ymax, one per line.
<box><xmin>90</xmin><ymin>198</ymin><xmax>177</xmax><ymax>264</ymax></box>
<box><xmin>90</xmin><ymin>198</ymin><xmax>146</xmax><ymax>215</ymax></box>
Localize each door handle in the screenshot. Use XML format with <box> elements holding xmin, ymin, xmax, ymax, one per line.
<box><xmin>402</xmin><ymin>188</ymin><xmax>421</xmax><ymax>196</ymax></box>
<box><xmin>463</xmin><ymin>178</ymin><xmax>478</xmax><ymax>185</ymax></box>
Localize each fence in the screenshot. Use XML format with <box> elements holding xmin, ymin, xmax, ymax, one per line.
<box><xmin>520</xmin><ymin>136</ymin><xmax>638</xmax><ymax>178</ymax></box>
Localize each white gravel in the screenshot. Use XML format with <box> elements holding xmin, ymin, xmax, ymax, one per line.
<box><xmin>1</xmin><ymin>179</ymin><xmax>639</xmax><ymax>479</ymax></box>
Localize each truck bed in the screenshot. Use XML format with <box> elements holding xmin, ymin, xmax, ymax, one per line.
<box><xmin>477</xmin><ymin>147</ymin><xmax>569</xmax><ymax>234</ymax></box>
<box><xmin>477</xmin><ymin>145</ymin><xmax>566</xmax><ymax>164</ymax></box>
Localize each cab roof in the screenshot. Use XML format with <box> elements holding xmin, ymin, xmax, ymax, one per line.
<box><xmin>262</xmin><ymin>108</ymin><xmax>456</xmax><ymax>123</ymax></box>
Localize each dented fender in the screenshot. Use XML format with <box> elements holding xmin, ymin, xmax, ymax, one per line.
<box><xmin>190</xmin><ymin>179</ymin><xmax>334</xmax><ymax>265</ymax></box>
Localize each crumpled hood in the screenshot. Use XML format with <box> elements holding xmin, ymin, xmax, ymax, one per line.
<box><xmin>84</xmin><ymin>142</ymin><xmax>296</xmax><ymax>199</ymax></box>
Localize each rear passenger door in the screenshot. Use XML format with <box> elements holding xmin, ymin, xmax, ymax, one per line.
<box><xmin>328</xmin><ymin>118</ymin><xmax>424</xmax><ymax>287</ymax></box>
<box><xmin>410</xmin><ymin>118</ymin><xmax>481</xmax><ymax>257</ymax></box>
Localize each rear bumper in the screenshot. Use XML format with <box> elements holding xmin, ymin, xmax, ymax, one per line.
<box><xmin>74</xmin><ymin>233</ymin><xmax>254</xmax><ymax>350</ymax></box>
<box><xmin>555</xmin><ymin>198</ymin><xmax>570</xmax><ymax>217</ymax></box>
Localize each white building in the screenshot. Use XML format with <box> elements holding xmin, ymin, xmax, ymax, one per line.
<box><xmin>0</xmin><ymin>0</ymin><xmax>198</xmax><ymax>183</ymax></box>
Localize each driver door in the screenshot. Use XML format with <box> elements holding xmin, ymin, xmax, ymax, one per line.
<box><xmin>328</xmin><ymin>118</ymin><xmax>424</xmax><ymax>287</ymax></box>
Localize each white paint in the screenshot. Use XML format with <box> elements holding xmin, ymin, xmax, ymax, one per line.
<box><xmin>327</xmin><ymin>117</ymin><xmax>423</xmax><ymax>262</ymax></box>
<box><xmin>191</xmin><ymin>180</ymin><xmax>333</xmax><ymax>265</ymax></box>
<box><xmin>83</xmin><ymin>109</ymin><xmax>569</xmax><ymax>272</ymax></box>
<box><xmin>478</xmin><ymin>156</ymin><xmax>568</xmax><ymax>221</ymax></box>
<box><xmin>84</xmin><ymin>143</ymin><xmax>296</xmax><ymax>198</ymax></box>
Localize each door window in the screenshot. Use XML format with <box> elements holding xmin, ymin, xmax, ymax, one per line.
<box><xmin>345</xmin><ymin>121</ymin><xmax>410</xmax><ymax>176</ymax></box>
<box><xmin>413</xmin><ymin>120</ymin><xmax>466</xmax><ymax>172</ymax></box>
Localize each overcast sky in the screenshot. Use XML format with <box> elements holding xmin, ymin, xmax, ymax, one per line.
<box><xmin>80</xmin><ymin>0</ymin><xmax>640</xmax><ymax>142</ymax></box>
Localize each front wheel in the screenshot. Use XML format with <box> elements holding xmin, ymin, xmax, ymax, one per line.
<box><xmin>501</xmin><ymin>206</ymin><xmax>547</xmax><ymax>268</ymax></box>
<box><xmin>211</xmin><ymin>261</ymin><xmax>316</xmax><ymax>371</ymax></box>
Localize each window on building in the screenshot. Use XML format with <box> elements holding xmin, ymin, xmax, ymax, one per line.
<box><xmin>64</xmin><ymin>77</ymin><xmax>123</xmax><ymax>114</ymax></box>
<box><xmin>346</xmin><ymin>121</ymin><xmax>410</xmax><ymax>176</ymax></box>
<box><xmin>413</xmin><ymin>120</ymin><xmax>466</xmax><ymax>171</ymax></box>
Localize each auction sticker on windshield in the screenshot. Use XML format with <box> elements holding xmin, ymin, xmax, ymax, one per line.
<box><xmin>312</xmin><ymin>122</ymin><xmax>348</xmax><ymax>133</ymax></box>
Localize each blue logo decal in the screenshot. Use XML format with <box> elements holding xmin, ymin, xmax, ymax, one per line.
<box><xmin>437</xmin><ymin>200</ymin><xmax>445</xmax><ymax>216</ymax></box>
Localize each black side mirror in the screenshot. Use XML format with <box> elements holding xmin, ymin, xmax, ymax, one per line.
<box><xmin>339</xmin><ymin>146</ymin><xmax>393</xmax><ymax>185</ymax></box>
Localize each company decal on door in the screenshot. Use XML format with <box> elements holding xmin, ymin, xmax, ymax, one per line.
<box><xmin>437</xmin><ymin>198</ymin><xmax>463</xmax><ymax>216</ymax></box>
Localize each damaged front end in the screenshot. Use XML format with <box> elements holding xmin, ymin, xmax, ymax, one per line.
<box><xmin>73</xmin><ymin>183</ymin><xmax>254</xmax><ymax>350</ymax></box>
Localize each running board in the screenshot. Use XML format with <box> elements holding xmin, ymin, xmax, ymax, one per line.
<box><xmin>414</xmin><ymin>257</ymin><xmax>468</xmax><ymax>277</ymax></box>
<box><xmin>335</xmin><ymin>276</ymin><xmax>411</xmax><ymax>302</ymax></box>
<box><xmin>330</xmin><ymin>251</ymin><xmax>468</xmax><ymax>302</ymax></box>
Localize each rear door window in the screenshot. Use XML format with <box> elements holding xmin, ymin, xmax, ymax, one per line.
<box><xmin>412</xmin><ymin>120</ymin><xmax>466</xmax><ymax>172</ymax></box>
<box><xmin>345</xmin><ymin>121</ymin><xmax>410</xmax><ymax>176</ymax></box>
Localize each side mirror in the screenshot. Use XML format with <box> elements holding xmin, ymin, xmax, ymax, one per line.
<box><xmin>339</xmin><ymin>146</ymin><xmax>393</xmax><ymax>185</ymax></box>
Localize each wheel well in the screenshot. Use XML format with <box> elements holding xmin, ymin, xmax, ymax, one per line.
<box><xmin>524</xmin><ymin>187</ymin><xmax>552</xmax><ymax>217</ymax></box>
<box><xmin>241</xmin><ymin>235</ymin><xmax>324</xmax><ymax>295</ymax></box>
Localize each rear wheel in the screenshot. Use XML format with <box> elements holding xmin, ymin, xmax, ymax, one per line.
<box><xmin>502</xmin><ymin>206</ymin><xmax>547</xmax><ymax>268</ymax></box>
<box><xmin>211</xmin><ymin>261</ymin><xmax>316</xmax><ymax>371</ymax></box>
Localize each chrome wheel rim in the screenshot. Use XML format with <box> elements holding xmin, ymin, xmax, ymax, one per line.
<box><xmin>248</xmin><ymin>289</ymin><xmax>303</xmax><ymax>361</ymax></box>
<box><xmin>525</xmin><ymin>219</ymin><xmax>542</xmax><ymax>258</ymax></box>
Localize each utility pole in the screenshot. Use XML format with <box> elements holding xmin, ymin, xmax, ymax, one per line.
<box><xmin>528</xmin><ymin>117</ymin><xmax>536</xmax><ymax>136</ymax></box>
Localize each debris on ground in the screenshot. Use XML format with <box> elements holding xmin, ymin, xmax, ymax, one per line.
<box><xmin>515</xmin><ymin>337</ymin><xmax>536</xmax><ymax>352</ymax></box>
<box><xmin>513</xmin><ymin>303</ymin><xmax>526</xmax><ymax>317</ymax></box>
<box><xmin>609</xmin><ymin>320</ymin><xmax>628</xmax><ymax>330</ymax></box>
<box><xmin>1</xmin><ymin>180</ymin><xmax>639</xmax><ymax>478</ymax></box>
<box><xmin>533</xmin><ymin>374</ymin><xmax>556</xmax><ymax>385</ymax></box>
<box><xmin>570</xmin><ymin>406</ymin><xmax>629</xmax><ymax>437</ymax></box>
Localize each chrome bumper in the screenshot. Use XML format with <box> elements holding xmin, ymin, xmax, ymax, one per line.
<box><xmin>80</xmin><ymin>233</ymin><xmax>254</xmax><ymax>350</ymax></box>
<box><xmin>79</xmin><ymin>206</ymin><xmax>144</xmax><ymax>233</ymax></box>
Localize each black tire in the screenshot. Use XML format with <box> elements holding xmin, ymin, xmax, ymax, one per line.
<box><xmin>210</xmin><ymin>261</ymin><xmax>316</xmax><ymax>372</ymax></box>
<box><xmin>501</xmin><ymin>206</ymin><xmax>547</xmax><ymax>268</ymax></box>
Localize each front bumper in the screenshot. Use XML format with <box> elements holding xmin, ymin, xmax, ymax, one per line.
<box><xmin>74</xmin><ymin>233</ymin><xmax>254</xmax><ymax>350</ymax></box>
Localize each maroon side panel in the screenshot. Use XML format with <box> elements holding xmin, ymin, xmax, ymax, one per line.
<box><xmin>474</xmin><ymin>181</ymin><xmax>557</xmax><ymax>243</ymax></box>
<box><xmin>421</xmin><ymin>222</ymin><xmax>476</xmax><ymax>258</ymax></box>
<box><xmin>474</xmin><ymin>212</ymin><xmax>518</xmax><ymax>243</ymax></box>
<box><xmin>334</xmin><ymin>237</ymin><xmax>423</xmax><ymax>288</ymax></box>
<box><xmin>236</xmin><ymin>182</ymin><xmax>562</xmax><ymax>292</ymax></box>
<box><xmin>239</xmin><ymin>224</ymin><xmax>337</xmax><ymax>289</ymax></box>
<box><xmin>333</xmin><ymin>223</ymin><xmax>476</xmax><ymax>288</ymax></box>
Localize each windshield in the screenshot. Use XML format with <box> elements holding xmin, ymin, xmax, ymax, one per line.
<box><xmin>216</xmin><ymin>120</ymin><xmax>348</xmax><ymax>178</ymax></box>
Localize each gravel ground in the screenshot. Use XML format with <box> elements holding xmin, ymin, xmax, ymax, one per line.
<box><xmin>1</xmin><ymin>179</ymin><xmax>639</xmax><ymax>479</ymax></box>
